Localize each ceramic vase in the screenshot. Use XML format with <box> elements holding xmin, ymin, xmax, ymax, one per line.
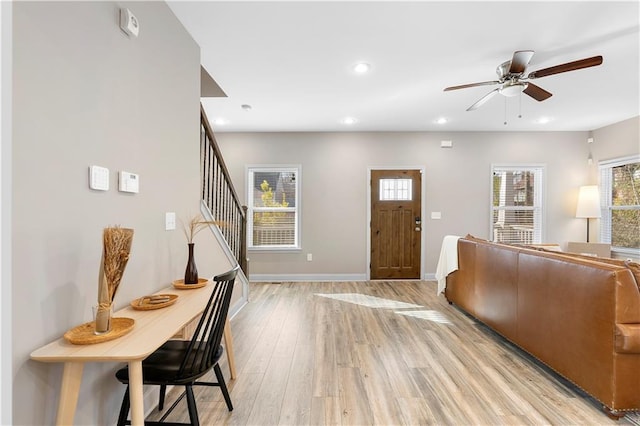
<box><xmin>184</xmin><ymin>243</ymin><xmax>199</xmax><ymax>284</ymax></box>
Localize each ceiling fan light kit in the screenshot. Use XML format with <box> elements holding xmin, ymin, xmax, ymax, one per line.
<box><xmin>444</xmin><ymin>50</ymin><xmax>603</xmax><ymax>113</ymax></box>
<box><xmin>499</xmin><ymin>81</ymin><xmax>527</xmax><ymax>97</ymax></box>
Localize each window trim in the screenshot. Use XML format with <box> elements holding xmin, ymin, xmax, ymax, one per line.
<box><xmin>599</xmin><ymin>154</ymin><xmax>640</xmax><ymax>256</ymax></box>
<box><xmin>490</xmin><ymin>163</ymin><xmax>546</xmax><ymax>245</ymax></box>
<box><xmin>246</xmin><ymin>164</ymin><xmax>301</xmax><ymax>251</ymax></box>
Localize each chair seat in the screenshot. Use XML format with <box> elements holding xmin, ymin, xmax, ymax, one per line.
<box><xmin>115</xmin><ymin>342</ymin><xmax>224</xmax><ymax>385</ymax></box>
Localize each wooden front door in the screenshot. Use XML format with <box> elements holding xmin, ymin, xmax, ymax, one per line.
<box><xmin>370</xmin><ymin>169</ymin><xmax>422</xmax><ymax>279</ymax></box>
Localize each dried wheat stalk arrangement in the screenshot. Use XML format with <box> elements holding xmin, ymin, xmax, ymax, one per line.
<box><xmin>181</xmin><ymin>214</ymin><xmax>221</xmax><ymax>243</ymax></box>
<box><xmin>95</xmin><ymin>226</ymin><xmax>134</xmax><ymax>333</ymax></box>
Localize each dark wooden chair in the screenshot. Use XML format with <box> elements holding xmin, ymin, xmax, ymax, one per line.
<box><xmin>115</xmin><ymin>266</ymin><xmax>239</xmax><ymax>426</ymax></box>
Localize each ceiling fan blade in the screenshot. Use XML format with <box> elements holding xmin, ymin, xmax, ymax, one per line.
<box><xmin>444</xmin><ymin>81</ymin><xmax>499</xmax><ymax>91</ymax></box>
<box><xmin>527</xmin><ymin>55</ymin><xmax>603</xmax><ymax>79</ymax></box>
<box><xmin>508</xmin><ymin>50</ymin><xmax>534</xmax><ymax>74</ymax></box>
<box><xmin>523</xmin><ymin>83</ymin><xmax>552</xmax><ymax>101</ymax></box>
<box><xmin>467</xmin><ymin>88</ymin><xmax>500</xmax><ymax>111</ymax></box>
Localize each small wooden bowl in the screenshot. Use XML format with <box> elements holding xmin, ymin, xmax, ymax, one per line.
<box><xmin>131</xmin><ymin>294</ymin><xmax>178</xmax><ymax>310</ymax></box>
<box><xmin>173</xmin><ymin>278</ymin><xmax>209</xmax><ymax>290</ymax></box>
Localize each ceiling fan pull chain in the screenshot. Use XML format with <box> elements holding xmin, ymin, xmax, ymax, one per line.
<box><xmin>504</xmin><ymin>97</ymin><xmax>507</xmax><ymax>125</ymax></box>
<box><xmin>518</xmin><ymin>90</ymin><xmax>523</xmax><ymax>119</ymax></box>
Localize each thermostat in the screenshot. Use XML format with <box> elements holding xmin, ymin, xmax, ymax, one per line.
<box><xmin>119</xmin><ymin>171</ymin><xmax>139</xmax><ymax>193</ymax></box>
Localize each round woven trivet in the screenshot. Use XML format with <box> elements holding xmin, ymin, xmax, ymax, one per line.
<box><xmin>131</xmin><ymin>294</ymin><xmax>178</xmax><ymax>310</ymax></box>
<box><xmin>63</xmin><ymin>317</ymin><xmax>135</xmax><ymax>345</ymax></box>
<box><xmin>172</xmin><ymin>278</ymin><xmax>209</xmax><ymax>289</ymax></box>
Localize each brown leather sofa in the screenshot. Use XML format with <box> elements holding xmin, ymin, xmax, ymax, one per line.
<box><xmin>444</xmin><ymin>235</ymin><xmax>640</xmax><ymax>418</ymax></box>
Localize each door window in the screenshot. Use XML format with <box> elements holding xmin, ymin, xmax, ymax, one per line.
<box><xmin>379</xmin><ymin>178</ymin><xmax>412</xmax><ymax>201</ymax></box>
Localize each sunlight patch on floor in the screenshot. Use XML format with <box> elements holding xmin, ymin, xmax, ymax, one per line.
<box><xmin>395</xmin><ymin>309</ymin><xmax>453</xmax><ymax>325</ymax></box>
<box><xmin>315</xmin><ymin>293</ymin><xmax>422</xmax><ymax>309</ymax></box>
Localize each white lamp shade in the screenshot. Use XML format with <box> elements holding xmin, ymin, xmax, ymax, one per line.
<box><xmin>576</xmin><ymin>185</ymin><xmax>601</xmax><ymax>218</ymax></box>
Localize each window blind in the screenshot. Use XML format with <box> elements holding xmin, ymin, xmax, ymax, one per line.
<box><xmin>247</xmin><ymin>166</ymin><xmax>300</xmax><ymax>249</ymax></box>
<box><xmin>491</xmin><ymin>165</ymin><xmax>544</xmax><ymax>245</ymax></box>
<box><xmin>599</xmin><ymin>155</ymin><xmax>640</xmax><ymax>250</ymax></box>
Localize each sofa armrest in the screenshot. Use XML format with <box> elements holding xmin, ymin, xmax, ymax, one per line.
<box><xmin>615</xmin><ymin>324</ymin><xmax>640</xmax><ymax>353</ymax></box>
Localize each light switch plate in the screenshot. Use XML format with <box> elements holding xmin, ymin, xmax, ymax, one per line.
<box><xmin>165</xmin><ymin>212</ymin><xmax>176</xmax><ymax>231</ymax></box>
<box><xmin>89</xmin><ymin>165</ymin><xmax>109</xmax><ymax>191</ymax></box>
<box><xmin>431</xmin><ymin>211</ymin><xmax>442</xmax><ymax>219</ymax></box>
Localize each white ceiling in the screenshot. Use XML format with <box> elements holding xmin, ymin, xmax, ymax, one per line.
<box><xmin>167</xmin><ymin>1</ymin><xmax>640</xmax><ymax>133</ymax></box>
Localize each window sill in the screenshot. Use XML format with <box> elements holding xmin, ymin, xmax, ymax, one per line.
<box><xmin>612</xmin><ymin>247</ymin><xmax>640</xmax><ymax>261</ymax></box>
<box><xmin>248</xmin><ymin>247</ymin><xmax>302</xmax><ymax>253</ymax></box>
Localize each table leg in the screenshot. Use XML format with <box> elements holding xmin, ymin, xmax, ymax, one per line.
<box><xmin>55</xmin><ymin>362</ymin><xmax>84</xmax><ymax>425</ymax></box>
<box><xmin>128</xmin><ymin>360</ymin><xmax>144</xmax><ymax>426</ymax></box>
<box><xmin>223</xmin><ymin>319</ymin><xmax>237</xmax><ymax>379</ymax></box>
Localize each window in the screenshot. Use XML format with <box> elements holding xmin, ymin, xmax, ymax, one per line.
<box><xmin>379</xmin><ymin>178</ymin><xmax>412</xmax><ymax>201</ymax></box>
<box><xmin>491</xmin><ymin>165</ymin><xmax>544</xmax><ymax>245</ymax></box>
<box><xmin>599</xmin><ymin>155</ymin><xmax>640</xmax><ymax>253</ymax></box>
<box><xmin>247</xmin><ymin>166</ymin><xmax>300</xmax><ymax>250</ymax></box>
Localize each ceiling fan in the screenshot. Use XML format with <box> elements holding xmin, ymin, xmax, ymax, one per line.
<box><xmin>444</xmin><ymin>51</ymin><xmax>603</xmax><ymax>111</ymax></box>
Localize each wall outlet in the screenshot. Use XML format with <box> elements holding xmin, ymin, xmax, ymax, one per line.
<box><xmin>307</xmin><ymin>253</ymin><xmax>313</xmax><ymax>261</ymax></box>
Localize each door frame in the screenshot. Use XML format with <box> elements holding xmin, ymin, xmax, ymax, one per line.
<box><xmin>366</xmin><ymin>166</ymin><xmax>426</xmax><ymax>280</ymax></box>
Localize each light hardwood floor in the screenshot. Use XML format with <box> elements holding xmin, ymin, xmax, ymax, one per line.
<box><xmin>146</xmin><ymin>281</ymin><xmax>636</xmax><ymax>425</ymax></box>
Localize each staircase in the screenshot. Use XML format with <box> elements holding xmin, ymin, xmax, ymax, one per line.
<box><xmin>199</xmin><ymin>104</ymin><xmax>249</xmax><ymax>304</ymax></box>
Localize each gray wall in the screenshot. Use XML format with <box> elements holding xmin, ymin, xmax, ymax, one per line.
<box><xmin>216</xmin><ymin>124</ymin><xmax>639</xmax><ymax>279</ymax></box>
<box><xmin>12</xmin><ymin>2</ymin><xmax>232</xmax><ymax>425</ymax></box>
<box><xmin>1</xmin><ymin>1</ymin><xmax>13</xmax><ymax>423</ymax></box>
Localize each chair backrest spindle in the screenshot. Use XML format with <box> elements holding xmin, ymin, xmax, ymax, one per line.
<box><xmin>178</xmin><ymin>266</ymin><xmax>238</xmax><ymax>377</ymax></box>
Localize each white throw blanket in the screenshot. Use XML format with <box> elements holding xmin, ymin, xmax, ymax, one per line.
<box><xmin>435</xmin><ymin>235</ymin><xmax>461</xmax><ymax>296</ymax></box>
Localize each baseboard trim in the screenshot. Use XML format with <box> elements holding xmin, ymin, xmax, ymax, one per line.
<box><xmin>250</xmin><ymin>273</ymin><xmax>437</xmax><ymax>282</ymax></box>
<box><xmin>249</xmin><ymin>273</ymin><xmax>368</xmax><ymax>282</ymax></box>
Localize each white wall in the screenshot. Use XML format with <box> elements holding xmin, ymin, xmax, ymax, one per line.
<box><xmin>217</xmin><ymin>130</ymin><xmax>604</xmax><ymax>279</ymax></box>
<box><xmin>11</xmin><ymin>2</ymin><xmax>231</xmax><ymax>425</ymax></box>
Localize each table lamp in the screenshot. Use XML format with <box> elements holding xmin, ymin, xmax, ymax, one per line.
<box><xmin>576</xmin><ymin>185</ymin><xmax>601</xmax><ymax>242</ymax></box>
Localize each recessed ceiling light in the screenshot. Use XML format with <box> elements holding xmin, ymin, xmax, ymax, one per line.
<box><xmin>342</xmin><ymin>117</ymin><xmax>357</xmax><ymax>125</ymax></box>
<box><xmin>535</xmin><ymin>117</ymin><xmax>552</xmax><ymax>124</ymax></box>
<box><xmin>213</xmin><ymin>118</ymin><xmax>227</xmax><ymax>126</ymax></box>
<box><xmin>435</xmin><ymin>117</ymin><xmax>448</xmax><ymax>125</ymax></box>
<box><xmin>241</xmin><ymin>104</ymin><xmax>252</xmax><ymax>111</ymax></box>
<box><xmin>353</xmin><ymin>62</ymin><xmax>371</xmax><ymax>74</ymax></box>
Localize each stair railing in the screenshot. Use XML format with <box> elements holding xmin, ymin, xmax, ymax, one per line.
<box><xmin>200</xmin><ymin>104</ymin><xmax>248</xmax><ymax>274</ymax></box>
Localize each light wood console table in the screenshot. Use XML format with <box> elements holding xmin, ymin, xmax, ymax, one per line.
<box><xmin>30</xmin><ymin>281</ymin><xmax>236</xmax><ymax>425</ymax></box>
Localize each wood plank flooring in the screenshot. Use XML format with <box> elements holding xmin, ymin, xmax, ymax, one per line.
<box><xmin>146</xmin><ymin>281</ymin><xmax>636</xmax><ymax>425</ymax></box>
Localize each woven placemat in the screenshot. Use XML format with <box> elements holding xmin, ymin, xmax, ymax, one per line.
<box><xmin>173</xmin><ymin>278</ymin><xmax>209</xmax><ymax>289</ymax></box>
<box><xmin>131</xmin><ymin>294</ymin><xmax>178</xmax><ymax>310</ymax></box>
<box><xmin>63</xmin><ymin>317</ymin><xmax>135</xmax><ymax>345</ymax></box>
